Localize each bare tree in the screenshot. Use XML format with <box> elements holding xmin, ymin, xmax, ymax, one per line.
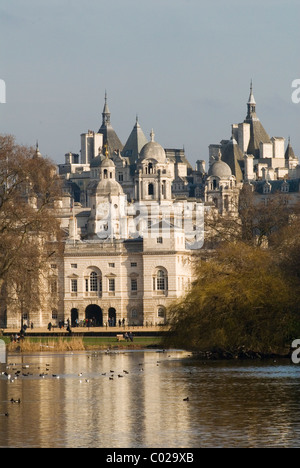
<box><xmin>0</xmin><ymin>135</ymin><xmax>62</xmax><ymax>324</ymax></box>
<box><xmin>204</xmin><ymin>183</ymin><xmax>297</xmax><ymax>248</ymax></box>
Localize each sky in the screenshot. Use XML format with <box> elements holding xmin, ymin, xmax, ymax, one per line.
<box><xmin>0</xmin><ymin>0</ymin><xmax>299</xmax><ymax>166</ymax></box>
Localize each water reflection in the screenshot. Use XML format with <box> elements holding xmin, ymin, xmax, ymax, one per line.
<box><xmin>1</xmin><ymin>352</ymin><xmax>300</xmax><ymax>448</ymax></box>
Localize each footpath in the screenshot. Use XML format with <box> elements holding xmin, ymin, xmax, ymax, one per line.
<box><xmin>2</xmin><ymin>325</ymin><xmax>169</xmax><ymax>338</ymax></box>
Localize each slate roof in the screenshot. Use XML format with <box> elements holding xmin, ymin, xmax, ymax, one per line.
<box><xmin>245</xmin><ymin>118</ymin><xmax>271</xmax><ymax>158</ymax></box>
<box><xmin>285</xmin><ymin>141</ymin><xmax>297</xmax><ymax>160</ymax></box>
<box><xmin>252</xmin><ymin>179</ymin><xmax>300</xmax><ymax>194</ymax></box>
<box><xmin>222</xmin><ymin>138</ymin><xmax>244</xmax><ymax>183</ymax></box>
<box><xmin>122</xmin><ymin>118</ymin><xmax>148</xmax><ymax>165</ymax></box>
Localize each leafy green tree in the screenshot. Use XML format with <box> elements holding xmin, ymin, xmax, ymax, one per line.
<box><xmin>167</xmin><ymin>242</ymin><xmax>300</xmax><ymax>356</ymax></box>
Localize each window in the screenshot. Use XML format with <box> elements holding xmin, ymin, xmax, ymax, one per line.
<box><xmin>156</xmin><ymin>270</ymin><xmax>167</xmax><ymax>291</ymax></box>
<box><xmin>263</xmin><ymin>183</ymin><xmax>271</xmax><ymax>194</ymax></box>
<box><xmin>109</xmin><ymin>263</ymin><xmax>115</xmax><ymax>268</ymax></box>
<box><xmin>85</xmin><ymin>271</ymin><xmax>102</xmax><ymax>294</ymax></box>
<box><xmin>118</xmin><ymin>173</ymin><xmax>124</xmax><ymax>182</ymax></box>
<box><xmin>148</xmin><ymin>183</ymin><xmax>154</xmax><ymax>196</ymax></box>
<box><xmin>90</xmin><ymin>272</ymin><xmax>98</xmax><ymax>292</ymax></box>
<box><xmin>50</xmin><ymin>280</ymin><xmax>57</xmax><ymax>294</ymax></box>
<box><xmin>71</xmin><ymin>279</ymin><xmax>78</xmax><ymax>293</ymax></box>
<box><xmin>131</xmin><ymin>279</ymin><xmax>138</xmax><ymax>292</ymax></box>
<box><xmin>157</xmin><ymin>237</ymin><xmax>163</xmax><ymax>244</ymax></box>
<box><xmin>131</xmin><ymin>309</ymin><xmax>138</xmax><ymax>318</ymax></box>
<box><xmin>71</xmin><ymin>264</ymin><xmax>78</xmax><ymax>269</ymax></box>
<box><xmin>52</xmin><ymin>310</ymin><xmax>58</xmax><ymax>320</ymax></box>
<box><xmin>51</xmin><ymin>264</ymin><xmax>57</xmax><ymax>269</ymax></box>
<box><xmin>158</xmin><ymin>308</ymin><xmax>165</xmax><ymax>318</ymax></box>
<box><xmin>131</xmin><ymin>262</ymin><xmax>137</xmax><ymax>268</ymax></box>
<box><xmin>109</xmin><ymin>278</ymin><xmax>115</xmax><ymax>292</ymax></box>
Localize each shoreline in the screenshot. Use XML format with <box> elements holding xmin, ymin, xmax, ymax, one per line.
<box><xmin>3</xmin><ymin>335</ymin><xmax>164</xmax><ymax>354</ymax></box>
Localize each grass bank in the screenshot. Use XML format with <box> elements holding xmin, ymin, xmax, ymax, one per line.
<box><xmin>4</xmin><ymin>336</ymin><xmax>164</xmax><ymax>353</ymax></box>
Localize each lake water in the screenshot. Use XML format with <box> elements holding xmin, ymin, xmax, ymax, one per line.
<box><xmin>1</xmin><ymin>350</ymin><xmax>300</xmax><ymax>448</ymax></box>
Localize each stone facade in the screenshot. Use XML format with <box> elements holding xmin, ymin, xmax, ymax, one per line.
<box><xmin>1</xmin><ymin>86</ymin><xmax>299</xmax><ymax>329</ymax></box>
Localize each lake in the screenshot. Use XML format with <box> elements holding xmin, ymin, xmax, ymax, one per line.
<box><xmin>1</xmin><ymin>350</ymin><xmax>300</xmax><ymax>448</ymax></box>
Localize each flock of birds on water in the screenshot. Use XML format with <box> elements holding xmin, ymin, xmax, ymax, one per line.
<box><xmin>0</xmin><ymin>350</ymin><xmax>192</xmax><ymax>417</ymax></box>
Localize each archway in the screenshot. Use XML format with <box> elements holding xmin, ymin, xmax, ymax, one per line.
<box><xmin>85</xmin><ymin>304</ymin><xmax>103</xmax><ymax>327</ymax></box>
<box><xmin>108</xmin><ymin>308</ymin><xmax>117</xmax><ymax>327</ymax></box>
<box><xmin>71</xmin><ymin>308</ymin><xmax>79</xmax><ymax>327</ymax></box>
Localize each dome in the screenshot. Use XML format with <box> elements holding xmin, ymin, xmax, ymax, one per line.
<box><xmin>101</xmin><ymin>157</ymin><xmax>115</xmax><ymax>168</ymax></box>
<box><xmin>139</xmin><ymin>130</ymin><xmax>166</xmax><ymax>164</ymax></box>
<box><xmin>96</xmin><ymin>178</ymin><xmax>124</xmax><ymax>196</ymax></box>
<box><xmin>208</xmin><ymin>159</ymin><xmax>232</xmax><ymax>179</ymax></box>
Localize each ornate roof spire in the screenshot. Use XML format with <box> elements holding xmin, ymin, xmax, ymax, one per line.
<box><xmin>103</xmin><ymin>142</ymin><xmax>109</xmax><ymax>159</ymax></box>
<box><xmin>33</xmin><ymin>140</ymin><xmax>42</xmax><ymax>159</ymax></box>
<box><xmin>150</xmin><ymin>129</ymin><xmax>155</xmax><ymax>142</ymax></box>
<box><xmin>246</xmin><ymin>80</ymin><xmax>258</xmax><ymax>121</ymax></box>
<box><xmin>102</xmin><ymin>90</ymin><xmax>111</xmax><ymax>126</ymax></box>
<box><xmin>98</xmin><ymin>91</ymin><xmax>124</xmax><ymax>156</ymax></box>
<box><xmin>248</xmin><ymin>79</ymin><xmax>256</xmax><ymax>105</ymax></box>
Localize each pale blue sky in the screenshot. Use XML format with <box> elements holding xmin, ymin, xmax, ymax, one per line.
<box><xmin>0</xmin><ymin>0</ymin><xmax>299</xmax><ymax>165</ymax></box>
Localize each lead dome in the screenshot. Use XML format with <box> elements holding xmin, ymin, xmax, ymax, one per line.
<box><xmin>139</xmin><ymin>130</ymin><xmax>166</xmax><ymax>164</ymax></box>
<box><xmin>208</xmin><ymin>159</ymin><xmax>232</xmax><ymax>179</ymax></box>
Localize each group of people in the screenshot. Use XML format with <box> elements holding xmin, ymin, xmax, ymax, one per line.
<box><xmin>123</xmin><ymin>332</ymin><xmax>134</xmax><ymax>342</ymax></box>
<box><xmin>10</xmin><ymin>326</ymin><xmax>27</xmax><ymax>343</ymax></box>
<box><xmin>48</xmin><ymin>320</ymin><xmax>72</xmax><ymax>335</ymax></box>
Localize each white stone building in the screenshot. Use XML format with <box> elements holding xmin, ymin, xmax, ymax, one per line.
<box><xmin>2</xmin><ymin>85</ymin><xmax>299</xmax><ymax>329</ymax></box>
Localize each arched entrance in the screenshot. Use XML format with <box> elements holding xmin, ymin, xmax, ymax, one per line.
<box><xmin>71</xmin><ymin>308</ymin><xmax>79</xmax><ymax>327</ymax></box>
<box><xmin>108</xmin><ymin>308</ymin><xmax>117</xmax><ymax>327</ymax></box>
<box><xmin>85</xmin><ymin>304</ymin><xmax>103</xmax><ymax>327</ymax></box>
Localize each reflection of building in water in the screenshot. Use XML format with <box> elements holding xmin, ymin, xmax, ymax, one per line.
<box><xmin>60</xmin><ymin>353</ymin><xmax>195</xmax><ymax>447</ymax></box>
<box><xmin>1</xmin><ymin>353</ymin><xmax>299</xmax><ymax>447</ymax></box>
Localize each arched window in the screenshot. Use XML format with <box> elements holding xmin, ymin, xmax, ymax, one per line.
<box><xmin>154</xmin><ymin>269</ymin><xmax>168</xmax><ymax>291</ymax></box>
<box><xmin>85</xmin><ymin>269</ymin><xmax>102</xmax><ymax>294</ymax></box>
<box><xmin>52</xmin><ymin>309</ymin><xmax>58</xmax><ymax>321</ymax></box>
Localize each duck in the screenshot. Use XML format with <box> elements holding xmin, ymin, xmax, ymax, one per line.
<box><xmin>10</xmin><ymin>398</ymin><xmax>21</xmax><ymax>404</ymax></box>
